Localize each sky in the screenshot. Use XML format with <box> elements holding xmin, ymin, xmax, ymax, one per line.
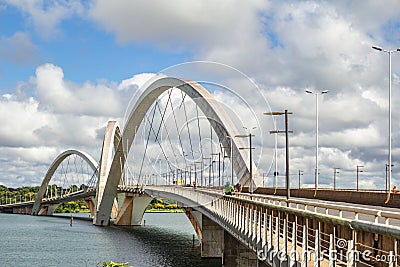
<box><xmin>1</xmin><ymin>0</ymin><xmax>400</xmax><ymax>190</ymax></box>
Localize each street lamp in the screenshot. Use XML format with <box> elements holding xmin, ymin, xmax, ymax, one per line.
<box><xmin>372</xmin><ymin>45</ymin><xmax>400</xmax><ymax>202</ymax></box>
<box><xmin>202</xmin><ymin>157</ymin><xmax>211</xmax><ymax>186</ymax></box>
<box><xmin>267</xmin><ymin>113</ymin><xmax>279</xmax><ymax>191</ymax></box>
<box><xmin>195</xmin><ymin>161</ymin><xmax>204</xmax><ymax>186</ymax></box>
<box><xmin>236</xmin><ymin>126</ymin><xmax>256</xmax><ymax>194</ymax></box>
<box><xmin>211</xmin><ymin>152</ymin><xmax>221</xmax><ymax>187</ymax></box>
<box><xmin>225</xmin><ymin>136</ymin><xmax>234</xmax><ymax>185</ymax></box>
<box><xmin>385</xmin><ymin>164</ymin><xmax>394</xmax><ymax>192</ymax></box>
<box><xmin>265</xmin><ymin>110</ymin><xmax>293</xmax><ymax>201</ymax></box>
<box><xmin>262</xmin><ymin>173</ymin><xmax>268</xmax><ymax>187</ymax></box>
<box><xmin>305</xmin><ymin>89</ymin><xmax>329</xmax><ymax>195</ymax></box>
<box><xmin>298</xmin><ymin>170</ymin><xmax>304</xmax><ymax>189</ymax></box>
<box><xmin>333</xmin><ymin>168</ymin><xmax>340</xmax><ymax>191</ymax></box>
<box><xmin>356</xmin><ymin>165</ymin><xmax>364</xmax><ymax>191</ymax></box>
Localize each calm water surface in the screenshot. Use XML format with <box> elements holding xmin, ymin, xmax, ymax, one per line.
<box><xmin>0</xmin><ymin>213</ymin><xmax>221</xmax><ymax>267</ymax></box>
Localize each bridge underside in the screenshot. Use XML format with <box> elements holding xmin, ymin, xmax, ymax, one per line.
<box><xmin>143</xmin><ymin>188</ymin><xmax>271</xmax><ymax>266</ymax></box>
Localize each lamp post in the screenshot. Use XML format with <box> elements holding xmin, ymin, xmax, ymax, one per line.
<box><xmin>385</xmin><ymin>164</ymin><xmax>394</xmax><ymax>192</ymax></box>
<box><xmin>211</xmin><ymin>152</ymin><xmax>221</xmax><ymax>187</ymax></box>
<box><xmin>356</xmin><ymin>165</ymin><xmax>364</xmax><ymax>191</ymax></box>
<box><xmin>265</xmin><ymin>110</ymin><xmax>293</xmax><ymax>201</ymax></box>
<box><xmin>305</xmin><ymin>89</ymin><xmax>329</xmax><ymax>194</ymax></box>
<box><xmin>333</xmin><ymin>168</ymin><xmax>340</xmax><ymax>191</ymax></box>
<box><xmin>236</xmin><ymin>127</ymin><xmax>256</xmax><ymax>194</ymax></box>
<box><xmin>298</xmin><ymin>170</ymin><xmax>304</xmax><ymax>189</ymax></box>
<box><xmin>195</xmin><ymin>161</ymin><xmax>204</xmax><ymax>186</ymax></box>
<box><xmin>372</xmin><ymin>45</ymin><xmax>400</xmax><ymax>202</ymax></box>
<box><xmin>225</xmin><ymin>136</ymin><xmax>234</xmax><ymax>185</ymax></box>
<box><xmin>202</xmin><ymin>157</ymin><xmax>211</xmax><ymax>186</ymax></box>
<box><xmin>262</xmin><ymin>173</ymin><xmax>267</xmax><ymax>187</ymax></box>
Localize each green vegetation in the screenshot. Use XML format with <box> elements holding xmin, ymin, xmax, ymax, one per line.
<box><xmin>145</xmin><ymin>198</ymin><xmax>183</xmax><ymax>213</ymax></box>
<box><xmin>0</xmin><ymin>185</ymin><xmax>39</xmax><ymax>204</ymax></box>
<box><xmin>97</xmin><ymin>261</ymin><xmax>132</xmax><ymax>267</ymax></box>
<box><xmin>54</xmin><ymin>200</ymin><xmax>89</xmax><ymax>213</ymax></box>
<box><xmin>0</xmin><ymin>185</ymin><xmax>182</xmax><ymax>214</ymax></box>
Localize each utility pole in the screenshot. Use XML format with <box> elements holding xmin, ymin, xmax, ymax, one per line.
<box><xmin>265</xmin><ymin>110</ymin><xmax>293</xmax><ymax>202</ymax></box>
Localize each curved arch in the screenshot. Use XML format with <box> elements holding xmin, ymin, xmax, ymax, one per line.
<box><xmin>95</xmin><ymin>121</ymin><xmax>121</xmax><ymax>212</ymax></box>
<box><xmin>94</xmin><ymin>75</ymin><xmax>257</xmax><ymax>225</ymax></box>
<box><xmin>32</xmin><ymin>149</ymin><xmax>98</xmax><ymax>215</ymax></box>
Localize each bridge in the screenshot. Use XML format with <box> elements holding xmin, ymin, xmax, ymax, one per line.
<box><xmin>1</xmin><ymin>75</ymin><xmax>400</xmax><ymax>266</ymax></box>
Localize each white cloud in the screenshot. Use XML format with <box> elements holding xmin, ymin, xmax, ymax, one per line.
<box><xmin>118</xmin><ymin>73</ymin><xmax>156</xmax><ymax>91</ymax></box>
<box><xmin>0</xmin><ymin>63</ymin><xmax>148</xmax><ymax>186</ymax></box>
<box><xmin>3</xmin><ymin>0</ymin><xmax>84</xmax><ymax>39</ymax></box>
<box><xmin>89</xmin><ymin>0</ymin><xmax>269</xmax><ymax>48</ymax></box>
<box><xmin>32</xmin><ymin>63</ymin><xmax>127</xmax><ymax>117</ymax></box>
<box><xmin>2</xmin><ymin>0</ymin><xmax>400</xmax><ymax>190</ymax></box>
<box><xmin>0</xmin><ymin>32</ymin><xmax>38</xmax><ymax>64</ymax></box>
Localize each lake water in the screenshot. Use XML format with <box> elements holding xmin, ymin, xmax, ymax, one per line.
<box><xmin>0</xmin><ymin>213</ymin><xmax>221</xmax><ymax>267</ymax></box>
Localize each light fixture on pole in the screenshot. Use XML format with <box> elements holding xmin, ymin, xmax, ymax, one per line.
<box><xmin>267</xmin><ymin>113</ymin><xmax>279</xmax><ymax>192</ymax></box>
<box><xmin>333</xmin><ymin>168</ymin><xmax>340</xmax><ymax>191</ymax></box>
<box><xmin>264</xmin><ymin>110</ymin><xmax>293</xmax><ymax>202</ymax></box>
<box><xmin>195</xmin><ymin>161</ymin><xmax>203</xmax><ymax>187</ymax></box>
<box><xmin>202</xmin><ymin>157</ymin><xmax>211</xmax><ymax>186</ymax></box>
<box><xmin>211</xmin><ymin>152</ymin><xmax>221</xmax><ymax>187</ymax></box>
<box><xmin>385</xmin><ymin>163</ymin><xmax>394</xmax><ymax>192</ymax></box>
<box><xmin>372</xmin><ymin>45</ymin><xmax>400</xmax><ymax>203</ymax></box>
<box><xmin>305</xmin><ymin>89</ymin><xmax>329</xmax><ymax>196</ymax></box>
<box><xmin>356</xmin><ymin>165</ymin><xmax>364</xmax><ymax>191</ymax></box>
<box><xmin>225</xmin><ymin>136</ymin><xmax>234</xmax><ymax>185</ymax></box>
<box><xmin>262</xmin><ymin>173</ymin><xmax>268</xmax><ymax>187</ymax></box>
<box><xmin>236</xmin><ymin>126</ymin><xmax>256</xmax><ymax>194</ymax></box>
<box><xmin>298</xmin><ymin>170</ymin><xmax>304</xmax><ymax>190</ymax></box>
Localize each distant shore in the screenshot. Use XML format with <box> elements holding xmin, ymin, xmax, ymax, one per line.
<box><xmin>145</xmin><ymin>208</ymin><xmax>184</xmax><ymax>213</ymax></box>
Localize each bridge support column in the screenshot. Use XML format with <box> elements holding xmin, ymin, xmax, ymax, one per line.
<box><xmin>201</xmin><ymin>215</ymin><xmax>224</xmax><ymax>258</ymax></box>
<box><xmin>201</xmin><ymin>214</ymin><xmax>268</xmax><ymax>266</ymax></box>
<box><xmin>223</xmin><ymin>231</ymin><xmax>268</xmax><ymax>267</ymax></box>
<box><xmin>38</xmin><ymin>204</ymin><xmax>58</xmax><ymax>215</ymax></box>
<box><xmin>113</xmin><ymin>193</ymin><xmax>152</xmax><ymax>226</ymax></box>
<box><xmin>184</xmin><ymin>208</ymin><xmax>202</xmax><ymax>243</ymax></box>
<box><xmin>85</xmin><ymin>199</ymin><xmax>96</xmax><ymax>218</ymax></box>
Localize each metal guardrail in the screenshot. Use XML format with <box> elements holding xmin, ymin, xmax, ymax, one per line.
<box><xmin>145</xmin><ymin>185</ymin><xmax>400</xmax><ymax>266</ymax></box>
<box><xmin>143</xmin><ymin>185</ymin><xmax>400</xmax><ymax>228</ymax></box>
<box><xmin>237</xmin><ymin>192</ymin><xmax>400</xmax><ymax>227</ymax></box>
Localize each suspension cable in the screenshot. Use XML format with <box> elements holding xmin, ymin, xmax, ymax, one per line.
<box><xmin>196</xmin><ymin>104</ymin><xmax>204</xmax><ymax>159</ymax></box>
<box><xmin>144</xmin><ymin>114</ymin><xmax>174</xmax><ymax>173</ymax></box>
<box><xmin>169</xmin><ymin>89</ymin><xmax>188</xmax><ymax>172</ymax></box>
<box><xmin>137</xmin><ymin>101</ymin><xmax>158</xmax><ymax>183</ymax></box>
<box><xmin>155</xmin><ymin>89</ymin><xmax>179</xmax><ymax>167</ymax></box>
<box><xmin>180</xmin><ymin>90</ymin><xmax>195</xmax><ymax>160</ymax></box>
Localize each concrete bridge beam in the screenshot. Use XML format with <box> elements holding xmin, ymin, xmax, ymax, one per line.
<box><xmin>85</xmin><ymin>198</ymin><xmax>96</xmax><ymax>218</ymax></box>
<box><xmin>12</xmin><ymin>206</ymin><xmax>32</xmax><ymax>215</ymax></box>
<box><xmin>113</xmin><ymin>193</ymin><xmax>152</xmax><ymax>226</ymax></box>
<box><xmin>223</xmin><ymin>231</ymin><xmax>268</xmax><ymax>267</ymax></box>
<box><xmin>37</xmin><ymin>204</ymin><xmax>58</xmax><ymax>216</ymax></box>
<box><xmin>202</xmin><ymin>215</ymin><xmax>224</xmax><ymax>258</ymax></box>
<box><xmin>201</xmin><ymin>214</ymin><xmax>268</xmax><ymax>266</ymax></box>
<box><xmin>184</xmin><ymin>208</ymin><xmax>203</xmax><ymax>243</ymax></box>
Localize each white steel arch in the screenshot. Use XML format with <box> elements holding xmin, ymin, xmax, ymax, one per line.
<box><xmin>94</xmin><ymin>75</ymin><xmax>257</xmax><ymax>226</ymax></box>
<box><xmin>31</xmin><ymin>149</ymin><xmax>98</xmax><ymax>215</ymax></box>
<box><xmin>95</xmin><ymin>120</ymin><xmax>121</xmax><ymax>212</ymax></box>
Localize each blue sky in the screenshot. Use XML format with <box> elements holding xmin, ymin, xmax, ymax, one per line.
<box><xmin>0</xmin><ymin>3</ymin><xmax>189</xmax><ymax>93</ymax></box>
<box><xmin>1</xmin><ymin>0</ymin><xmax>400</xmax><ymax>190</ymax></box>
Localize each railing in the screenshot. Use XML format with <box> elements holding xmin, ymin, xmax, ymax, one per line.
<box><xmin>145</xmin><ymin>185</ymin><xmax>400</xmax><ymax>266</ymax></box>
<box><xmin>0</xmin><ymin>188</ymin><xmax>97</xmax><ymax>208</ymax></box>
<box><xmin>237</xmin><ymin>191</ymin><xmax>400</xmax><ymax>228</ymax></box>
